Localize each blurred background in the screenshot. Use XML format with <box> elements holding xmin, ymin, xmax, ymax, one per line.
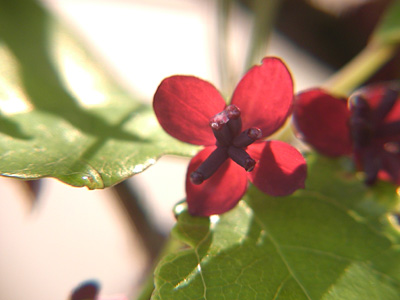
<box><xmin>0</xmin><ymin>0</ymin><xmax>397</xmax><ymax>299</ymax></box>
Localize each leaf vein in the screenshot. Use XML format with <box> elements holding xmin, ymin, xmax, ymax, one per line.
<box><xmin>253</xmin><ymin>214</ymin><xmax>313</xmax><ymax>300</ymax></box>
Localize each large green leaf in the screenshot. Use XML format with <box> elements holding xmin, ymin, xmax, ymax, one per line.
<box><xmin>0</xmin><ymin>0</ymin><xmax>197</xmax><ymax>188</ymax></box>
<box><xmin>152</xmin><ymin>154</ymin><xmax>400</xmax><ymax>299</ymax></box>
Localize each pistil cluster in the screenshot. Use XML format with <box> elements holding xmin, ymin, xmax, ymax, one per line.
<box><xmin>349</xmin><ymin>87</ymin><xmax>400</xmax><ymax>185</ymax></box>
<box><xmin>190</xmin><ymin>104</ymin><xmax>262</xmax><ymax>185</ymax></box>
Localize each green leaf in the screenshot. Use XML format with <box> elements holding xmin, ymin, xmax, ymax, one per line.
<box><xmin>372</xmin><ymin>0</ymin><xmax>400</xmax><ymax>45</ymax></box>
<box><xmin>0</xmin><ymin>0</ymin><xmax>197</xmax><ymax>188</ymax></box>
<box><xmin>152</xmin><ymin>154</ymin><xmax>400</xmax><ymax>300</ymax></box>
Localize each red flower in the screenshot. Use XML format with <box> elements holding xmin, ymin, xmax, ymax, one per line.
<box><xmin>154</xmin><ymin>57</ymin><xmax>307</xmax><ymax>216</ymax></box>
<box><xmin>293</xmin><ymin>82</ymin><xmax>400</xmax><ymax>185</ymax></box>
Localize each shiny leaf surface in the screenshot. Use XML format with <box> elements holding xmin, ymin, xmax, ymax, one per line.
<box><xmin>152</xmin><ymin>154</ymin><xmax>400</xmax><ymax>300</ymax></box>
<box><xmin>0</xmin><ymin>0</ymin><xmax>197</xmax><ymax>188</ymax></box>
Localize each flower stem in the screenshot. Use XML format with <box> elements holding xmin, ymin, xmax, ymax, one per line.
<box><xmin>216</xmin><ymin>0</ymin><xmax>233</xmax><ymax>98</ymax></box>
<box><xmin>112</xmin><ymin>181</ymin><xmax>165</xmax><ymax>263</ymax></box>
<box><xmin>325</xmin><ymin>42</ymin><xmax>398</xmax><ymax>96</ymax></box>
<box><xmin>244</xmin><ymin>0</ymin><xmax>281</xmax><ymax>71</ymax></box>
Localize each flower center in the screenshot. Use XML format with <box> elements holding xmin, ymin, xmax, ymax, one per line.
<box><xmin>349</xmin><ymin>95</ymin><xmax>374</xmax><ymax>149</ymax></box>
<box><xmin>349</xmin><ymin>87</ymin><xmax>400</xmax><ymax>185</ymax></box>
<box><xmin>190</xmin><ymin>104</ymin><xmax>262</xmax><ymax>185</ymax></box>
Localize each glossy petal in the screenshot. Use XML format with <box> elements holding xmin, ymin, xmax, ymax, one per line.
<box><xmin>186</xmin><ymin>146</ymin><xmax>248</xmax><ymax>216</ymax></box>
<box><xmin>247</xmin><ymin>141</ymin><xmax>307</xmax><ymax>196</ymax></box>
<box><xmin>293</xmin><ymin>88</ymin><xmax>353</xmax><ymax>156</ymax></box>
<box><xmin>231</xmin><ymin>57</ymin><xmax>293</xmax><ymax>138</ymax></box>
<box><xmin>153</xmin><ymin>76</ymin><xmax>226</xmax><ymax>146</ymax></box>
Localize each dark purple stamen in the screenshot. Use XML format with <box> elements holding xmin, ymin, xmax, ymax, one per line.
<box><xmin>190</xmin><ymin>146</ymin><xmax>229</xmax><ymax>184</ymax></box>
<box><xmin>374</xmin><ymin>87</ymin><xmax>399</xmax><ymax>123</ymax></box>
<box><xmin>376</xmin><ymin>121</ymin><xmax>400</xmax><ymax>138</ymax></box>
<box><xmin>226</xmin><ymin>105</ymin><xmax>242</xmax><ymax>136</ymax></box>
<box><xmin>191</xmin><ymin>104</ymin><xmax>261</xmax><ymax>184</ymax></box>
<box><xmin>228</xmin><ymin>146</ymin><xmax>256</xmax><ymax>171</ymax></box>
<box><xmin>358</xmin><ymin>147</ymin><xmax>381</xmax><ymax>186</ymax></box>
<box><xmin>349</xmin><ymin>95</ymin><xmax>374</xmax><ymax>148</ymax></box>
<box><xmin>348</xmin><ymin>86</ymin><xmax>400</xmax><ymax>186</ymax></box>
<box><xmin>226</xmin><ymin>104</ymin><xmax>241</xmax><ymax>119</ymax></box>
<box><xmin>210</xmin><ymin>111</ymin><xmax>232</xmax><ymax>146</ymax></box>
<box><xmin>233</xmin><ymin>127</ymin><xmax>262</xmax><ymax>148</ymax></box>
<box><xmin>190</xmin><ymin>171</ymin><xmax>204</xmax><ymax>185</ymax></box>
<box><xmin>209</xmin><ymin>110</ymin><xmax>229</xmax><ymax>130</ymax></box>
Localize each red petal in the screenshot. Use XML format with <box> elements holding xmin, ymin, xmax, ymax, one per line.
<box><xmin>153</xmin><ymin>76</ymin><xmax>226</xmax><ymax>145</ymax></box>
<box><xmin>247</xmin><ymin>141</ymin><xmax>307</xmax><ymax>196</ymax></box>
<box><xmin>186</xmin><ymin>146</ymin><xmax>248</xmax><ymax>216</ymax></box>
<box><xmin>230</xmin><ymin>57</ymin><xmax>293</xmax><ymax>138</ymax></box>
<box><xmin>293</xmin><ymin>88</ymin><xmax>353</xmax><ymax>156</ymax></box>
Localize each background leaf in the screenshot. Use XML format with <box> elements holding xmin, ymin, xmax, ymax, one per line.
<box><xmin>152</xmin><ymin>154</ymin><xmax>400</xmax><ymax>300</ymax></box>
<box><xmin>0</xmin><ymin>0</ymin><xmax>197</xmax><ymax>189</ymax></box>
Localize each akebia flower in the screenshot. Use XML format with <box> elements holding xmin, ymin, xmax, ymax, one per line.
<box><xmin>153</xmin><ymin>57</ymin><xmax>307</xmax><ymax>216</ymax></box>
<box><xmin>293</xmin><ymin>82</ymin><xmax>400</xmax><ymax>185</ymax></box>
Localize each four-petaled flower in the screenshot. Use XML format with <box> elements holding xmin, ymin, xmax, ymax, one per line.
<box><xmin>153</xmin><ymin>57</ymin><xmax>307</xmax><ymax>216</ymax></box>
<box><xmin>293</xmin><ymin>82</ymin><xmax>400</xmax><ymax>185</ymax></box>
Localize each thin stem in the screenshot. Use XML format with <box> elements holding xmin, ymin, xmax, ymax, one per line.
<box><xmin>244</xmin><ymin>0</ymin><xmax>281</xmax><ymax>70</ymax></box>
<box><xmin>112</xmin><ymin>181</ymin><xmax>166</xmax><ymax>263</ymax></box>
<box><xmin>325</xmin><ymin>42</ymin><xmax>398</xmax><ymax>95</ymax></box>
<box><xmin>216</xmin><ymin>0</ymin><xmax>233</xmax><ymax>97</ymax></box>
